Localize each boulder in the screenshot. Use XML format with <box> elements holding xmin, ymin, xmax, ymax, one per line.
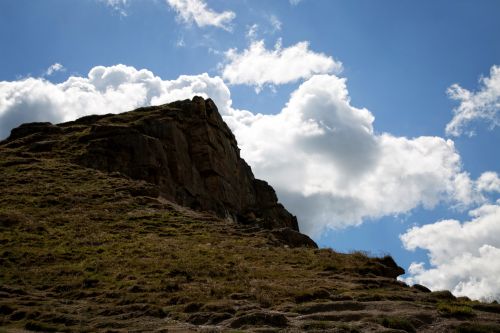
<box><xmin>7</xmin><ymin>122</ymin><xmax>61</xmax><ymax>141</ymax></box>
<box><xmin>272</xmin><ymin>228</ymin><xmax>318</xmax><ymax>248</ymax></box>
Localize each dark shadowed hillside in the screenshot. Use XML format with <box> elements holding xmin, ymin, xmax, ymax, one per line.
<box><xmin>1</xmin><ymin>98</ymin><xmax>500</xmax><ymax>332</ymax></box>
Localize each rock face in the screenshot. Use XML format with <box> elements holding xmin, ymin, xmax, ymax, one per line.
<box><xmin>4</xmin><ymin>97</ymin><xmax>302</xmax><ymax>233</ymax></box>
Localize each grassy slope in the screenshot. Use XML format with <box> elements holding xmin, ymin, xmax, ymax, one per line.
<box><xmin>1</xmin><ymin>113</ymin><xmax>500</xmax><ymax>332</ymax></box>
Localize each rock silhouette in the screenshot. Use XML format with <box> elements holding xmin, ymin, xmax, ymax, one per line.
<box><xmin>5</xmin><ymin>97</ymin><xmax>302</xmax><ymax>234</ymax></box>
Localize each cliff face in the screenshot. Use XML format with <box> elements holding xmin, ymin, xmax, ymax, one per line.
<box><xmin>4</xmin><ymin>97</ymin><xmax>299</xmax><ymax>231</ymax></box>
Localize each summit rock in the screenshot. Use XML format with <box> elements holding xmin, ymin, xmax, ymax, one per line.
<box><xmin>3</xmin><ymin>97</ymin><xmax>303</xmax><ymax>234</ymax></box>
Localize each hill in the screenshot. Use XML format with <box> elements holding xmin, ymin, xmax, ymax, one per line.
<box><xmin>1</xmin><ymin>97</ymin><xmax>500</xmax><ymax>332</ymax></box>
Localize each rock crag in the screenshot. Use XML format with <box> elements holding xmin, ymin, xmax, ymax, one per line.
<box><xmin>4</xmin><ymin>97</ymin><xmax>301</xmax><ymax>233</ymax></box>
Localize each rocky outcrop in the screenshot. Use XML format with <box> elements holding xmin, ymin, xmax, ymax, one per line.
<box><xmin>271</xmin><ymin>228</ymin><xmax>318</xmax><ymax>248</ymax></box>
<box><xmin>4</xmin><ymin>97</ymin><xmax>302</xmax><ymax>234</ymax></box>
<box><xmin>8</xmin><ymin>122</ymin><xmax>62</xmax><ymax>141</ymax></box>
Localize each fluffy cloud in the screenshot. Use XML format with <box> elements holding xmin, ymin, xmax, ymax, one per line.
<box><xmin>0</xmin><ymin>65</ymin><xmax>492</xmax><ymax>240</ymax></box>
<box><xmin>227</xmin><ymin>75</ymin><xmax>490</xmax><ymax>235</ymax></box>
<box><xmin>166</xmin><ymin>0</ymin><xmax>235</xmax><ymax>31</ymax></box>
<box><xmin>476</xmin><ymin>171</ymin><xmax>500</xmax><ymax>193</ymax></box>
<box><xmin>0</xmin><ymin>65</ymin><xmax>231</xmax><ymax>139</ymax></box>
<box><xmin>451</xmin><ymin>170</ymin><xmax>500</xmax><ymax>208</ymax></box>
<box><xmin>45</xmin><ymin>63</ymin><xmax>65</xmax><ymax>76</ymax></box>
<box><xmin>221</xmin><ymin>40</ymin><xmax>342</xmax><ymax>91</ymax></box>
<box><xmin>446</xmin><ymin>65</ymin><xmax>500</xmax><ymax>136</ymax></box>
<box><xmin>401</xmin><ymin>201</ymin><xmax>500</xmax><ymax>301</ymax></box>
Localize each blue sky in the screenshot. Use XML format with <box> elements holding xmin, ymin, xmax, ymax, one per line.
<box><xmin>1</xmin><ymin>0</ymin><xmax>500</xmax><ymax>301</ymax></box>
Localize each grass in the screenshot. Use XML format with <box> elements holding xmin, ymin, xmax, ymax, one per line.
<box><xmin>300</xmin><ymin>320</ymin><xmax>332</xmax><ymax>330</ymax></box>
<box><xmin>0</xmin><ymin>148</ymin><xmax>406</xmax><ymax>331</ymax></box>
<box><xmin>456</xmin><ymin>323</ymin><xmax>500</xmax><ymax>333</ymax></box>
<box><xmin>378</xmin><ymin>316</ymin><xmax>416</xmax><ymax>333</ymax></box>
<box><xmin>438</xmin><ymin>302</ymin><xmax>476</xmax><ymax>319</ymax></box>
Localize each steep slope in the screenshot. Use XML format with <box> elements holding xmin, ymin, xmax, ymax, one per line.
<box><xmin>1</xmin><ymin>98</ymin><xmax>500</xmax><ymax>332</ymax></box>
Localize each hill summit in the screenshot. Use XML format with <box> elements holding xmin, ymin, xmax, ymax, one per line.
<box><xmin>1</xmin><ymin>98</ymin><xmax>500</xmax><ymax>332</ymax></box>
<box><xmin>6</xmin><ymin>96</ymin><xmax>299</xmax><ymax>232</ymax></box>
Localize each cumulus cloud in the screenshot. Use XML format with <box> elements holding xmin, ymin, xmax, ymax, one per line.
<box><xmin>221</xmin><ymin>40</ymin><xmax>342</xmax><ymax>91</ymax></box>
<box><xmin>450</xmin><ymin>171</ymin><xmax>500</xmax><ymax>208</ymax></box>
<box><xmin>0</xmin><ymin>65</ymin><xmax>493</xmax><ymax>240</ymax></box>
<box><xmin>446</xmin><ymin>65</ymin><xmax>500</xmax><ymax>136</ymax></box>
<box><xmin>227</xmin><ymin>75</ymin><xmax>489</xmax><ymax>235</ymax></box>
<box><xmin>0</xmin><ymin>65</ymin><xmax>231</xmax><ymax>139</ymax></box>
<box><xmin>45</xmin><ymin>63</ymin><xmax>65</xmax><ymax>76</ymax></box>
<box><xmin>477</xmin><ymin>171</ymin><xmax>500</xmax><ymax>193</ymax></box>
<box><xmin>166</xmin><ymin>0</ymin><xmax>235</xmax><ymax>31</ymax></box>
<box><xmin>401</xmin><ymin>201</ymin><xmax>500</xmax><ymax>301</ymax></box>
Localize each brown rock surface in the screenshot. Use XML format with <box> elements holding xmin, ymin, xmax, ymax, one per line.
<box><xmin>3</xmin><ymin>97</ymin><xmax>302</xmax><ymax>233</ymax></box>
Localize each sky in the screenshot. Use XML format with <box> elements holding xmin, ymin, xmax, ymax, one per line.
<box><xmin>1</xmin><ymin>0</ymin><xmax>500</xmax><ymax>301</ymax></box>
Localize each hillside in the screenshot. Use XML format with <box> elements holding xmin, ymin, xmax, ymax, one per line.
<box><xmin>1</xmin><ymin>97</ymin><xmax>500</xmax><ymax>332</ymax></box>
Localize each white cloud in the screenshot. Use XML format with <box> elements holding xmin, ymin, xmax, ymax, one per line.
<box><xmin>166</xmin><ymin>0</ymin><xmax>235</xmax><ymax>31</ymax></box>
<box><xmin>289</xmin><ymin>0</ymin><xmax>302</xmax><ymax>5</ymax></box>
<box><xmin>269</xmin><ymin>15</ymin><xmax>282</xmax><ymax>32</ymax></box>
<box><xmin>245</xmin><ymin>16</ymin><xmax>281</xmax><ymax>42</ymax></box>
<box><xmin>246</xmin><ymin>24</ymin><xmax>259</xmax><ymax>40</ymax></box>
<box><xmin>476</xmin><ymin>171</ymin><xmax>500</xmax><ymax>193</ymax></box>
<box><xmin>451</xmin><ymin>171</ymin><xmax>500</xmax><ymax>207</ymax></box>
<box><xmin>101</xmin><ymin>0</ymin><xmax>128</xmax><ymax>16</ymax></box>
<box><xmin>45</xmin><ymin>63</ymin><xmax>65</xmax><ymax>76</ymax></box>
<box><xmin>176</xmin><ymin>36</ymin><xmax>186</xmax><ymax>47</ymax></box>
<box><xmin>446</xmin><ymin>65</ymin><xmax>500</xmax><ymax>136</ymax></box>
<box><xmin>401</xmin><ymin>201</ymin><xmax>500</xmax><ymax>301</ymax></box>
<box><xmin>226</xmin><ymin>74</ymin><xmax>488</xmax><ymax>235</ymax></box>
<box><xmin>221</xmin><ymin>40</ymin><xmax>342</xmax><ymax>91</ymax></box>
<box><xmin>0</xmin><ymin>65</ymin><xmax>231</xmax><ymax>139</ymax></box>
